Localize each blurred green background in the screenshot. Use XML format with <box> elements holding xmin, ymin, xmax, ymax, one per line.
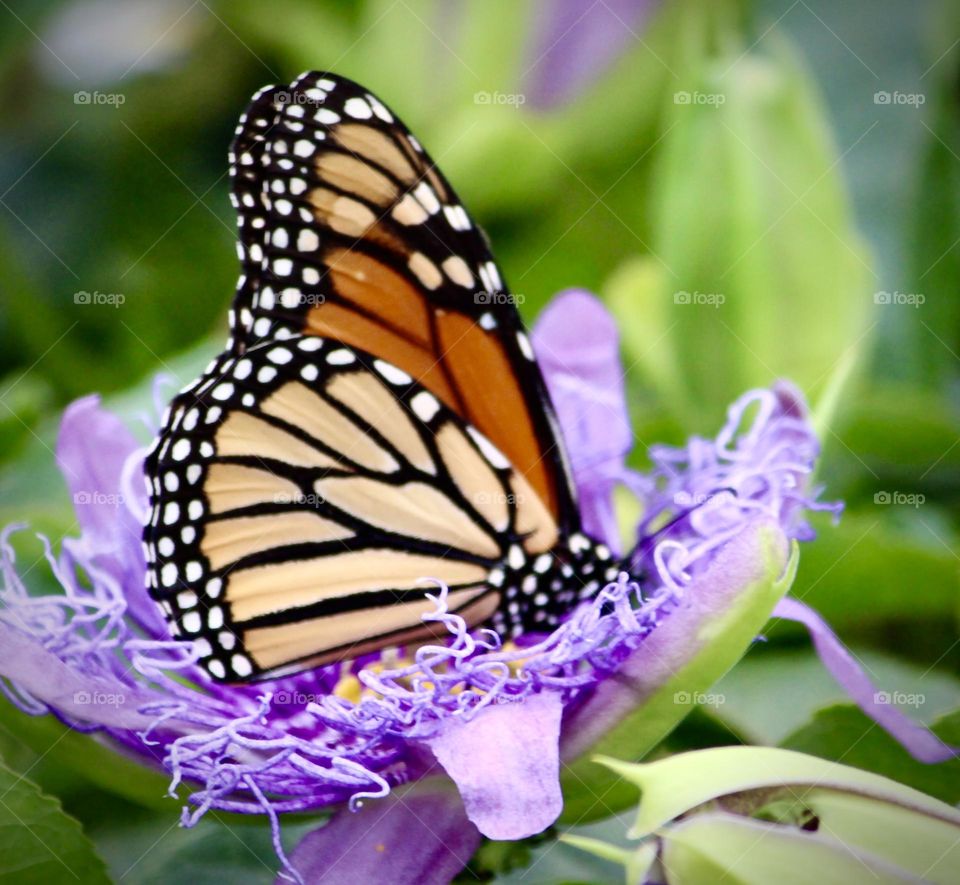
<box><xmin>0</xmin><ymin>0</ymin><xmax>958</xmax><ymax>882</ymax></box>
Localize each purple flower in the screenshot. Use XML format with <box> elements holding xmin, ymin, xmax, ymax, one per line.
<box><xmin>522</xmin><ymin>1</ymin><xmax>660</xmax><ymax>109</ymax></box>
<box><xmin>0</xmin><ymin>291</ymin><xmax>947</xmax><ymax>883</ymax></box>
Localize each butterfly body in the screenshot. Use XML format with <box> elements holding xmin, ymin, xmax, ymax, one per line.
<box><xmin>144</xmin><ymin>72</ymin><xmax>620</xmax><ymax>682</ymax></box>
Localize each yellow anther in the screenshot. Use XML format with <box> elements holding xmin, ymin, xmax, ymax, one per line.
<box><xmin>333</xmin><ymin>674</ymin><xmax>363</xmax><ymax>704</ymax></box>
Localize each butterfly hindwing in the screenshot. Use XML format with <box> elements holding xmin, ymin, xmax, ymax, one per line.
<box><xmin>143</xmin><ymin>335</ymin><xmax>586</xmax><ymax>680</ymax></box>
<box><xmin>228</xmin><ymin>71</ymin><xmax>579</xmax><ymax>534</ymax></box>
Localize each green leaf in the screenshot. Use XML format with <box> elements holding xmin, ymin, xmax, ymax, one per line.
<box><xmin>712</xmin><ymin>647</ymin><xmax>960</xmax><ymax>747</ymax></box>
<box><xmin>661</xmin><ymin>812</ymin><xmax>919</xmax><ymax>885</ymax></box>
<box><xmin>488</xmin><ymin>813</ymin><xmax>635</xmax><ymax>885</ymax></box>
<box><xmin>781</xmin><ymin>704</ymin><xmax>960</xmax><ymax>805</ymax></box>
<box><xmin>596</xmin><ymin>745</ymin><xmax>960</xmax><ymax>839</ymax></box>
<box><xmin>90</xmin><ymin>805</ymin><xmax>316</xmax><ymax>885</ymax></box>
<box><xmin>616</xmin><ymin>37</ymin><xmax>872</xmax><ymax>433</ymax></box>
<box><xmin>560</xmin><ymin>834</ymin><xmax>657</xmax><ymax>885</ymax></box>
<box><xmin>570</xmin><ymin>747</ymin><xmax>960</xmax><ymax>883</ymax></box>
<box><xmin>786</xmin><ymin>509</ymin><xmax>960</xmax><ymax>634</ymax></box>
<box><xmin>0</xmin><ymin>757</ymin><xmax>110</xmax><ymax>884</ymax></box>
<box><xmin>559</xmin><ymin>527</ymin><xmax>798</xmax><ymax>824</ymax></box>
<box><xmin>0</xmin><ymin>707</ymin><xmax>172</xmax><ymax>811</ymax></box>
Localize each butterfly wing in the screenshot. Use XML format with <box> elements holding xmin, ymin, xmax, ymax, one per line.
<box><xmin>228</xmin><ymin>71</ymin><xmax>579</xmax><ymax>534</ymax></box>
<box><xmin>227</xmin><ymin>83</ymin><xmax>285</xmax><ymax>348</ymax></box>
<box><xmin>144</xmin><ymin>336</ymin><xmax>579</xmax><ymax>680</ymax></box>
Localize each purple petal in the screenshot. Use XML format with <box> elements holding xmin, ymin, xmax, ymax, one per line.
<box><xmin>57</xmin><ymin>394</ymin><xmax>140</xmax><ymax>545</ymax></box>
<box><xmin>774</xmin><ymin>597</ymin><xmax>957</xmax><ymax>764</ymax></box>
<box><xmin>562</xmin><ymin>518</ymin><xmax>788</xmax><ymax>759</ymax></box>
<box><xmin>282</xmin><ymin>791</ymin><xmax>480</xmax><ymax>885</ymax></box>
<box><xmin>533</xmin><ymin>289</ymin><xmax>638</xmax><ymax>550</ymax></box>
<box><xmin>0</xmin><ymin>623</ymin><xmax>156</xmax><ymax>729</ymax></box>
<box><xmin>423</xmin><ymin>692</ymin><xmax>564</xmax><ymax>840</ymax></box>
<box><xmin>523</xmin><ymin>0</ymin><xmax>658</xmax><ymax>108</ymax></box>
<box><xmin>56</xmin><ymin>394</ymin><xmax>165</xmax><ymax>636</ymax></box>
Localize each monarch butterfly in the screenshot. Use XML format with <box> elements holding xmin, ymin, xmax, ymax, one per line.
<box><xmin>143</xmin><ymin>72</ymin><xmax>622</xmax><ymax>682</ymax></box>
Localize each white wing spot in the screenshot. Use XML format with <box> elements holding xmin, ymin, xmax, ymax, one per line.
<box><xmin>366</xmin><ymin>94</ymin><xmax>393</xmax><ymax>122</ymax></box>
<box><xmin>171</xmin><ymin>439</ymin><xmax>191</xmax><ymax>461</ymax></box>
<box><xmin>374</xmin><ymin>360</ymin><xmax>411</xmax><ymax>385</ymax></box>
<box><xmin>326</xmin><ymin>348</ymin><xmax>355</xmax><ymax>365</ymax></box>
<box><xmin>408</xmin><ymin>252</ymin><xmax>442</xmax><ymax>290</ymax></box>
<box><xmin>211</xmin><ymin>383</ymin><xmax>235</xmax><ymax>401</ymax></box>
<box><xmin>344</xmin><ymin>97</ymin><xmax>373</xmax><ymax>119</ymax></box>
<box><xmin>441</xmin><ymin>255</ymin><xmax>473</xmax><ymax>287</ymax></box>
<box><xmin>293</xmin><ymin>139</ymin><xmax>315</xmax><ymax>158</ymax></box>
<box><xmin>467</xmin><ymin>427</ymin><xmax>510</xmax><ymax>469</ymax></box>
<box><xmin>410</xmin><ymin>391</ymin><xmax>440</xmax><ymax>422</ymax></box>
<box><xmin>280</xmin><ymin>287</ymin><xmax>302</xmax><ymax>309</ymax></box>
<box><xmin>413</xmin><ymin>181</ymin><xmax>440</xmax><ymax>215</ymax></box>
<box><xmin>297</xmin><ymin>229</ymin><xmax>320</xmax><ymax>251</ymax></box>
<box><xmin>516</xmin><ymin>331</ymin><xmax>535</xmax><ymax>361</ymax></box>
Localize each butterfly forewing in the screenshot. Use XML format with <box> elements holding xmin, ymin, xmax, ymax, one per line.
<box><xmin>231</xmin><ymin>72</ymin><xmax>578</xmax><ymax>531</ymax></box>
<box><xmin>227</xmin><ymin>84</ymin><xmax>285</xmax><ymax>348</ymax></box>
